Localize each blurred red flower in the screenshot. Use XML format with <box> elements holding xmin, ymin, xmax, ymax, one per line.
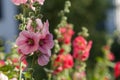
<box><xmin>0</xmin><ymin>60</ymin><xmax>5</xmax><ymax>67</ymax></box>
<box><xmin>114</xmin><ymin>62</ymin><xmax>120</xmax><ymax>78</ymax></box>
<box><xmin>73</xmin><ymin>36</ymin><xmax>92</xmax><ymax>61</ymax></box>
<box><xmin>53</xmin><ymin>53</ymin><xmax>74</xmax><ymax>74</ymax></box>
<box><xmin>58</xmin><ymin>24</ymin><xmax>74</xmax><ymax>44</ymax></box>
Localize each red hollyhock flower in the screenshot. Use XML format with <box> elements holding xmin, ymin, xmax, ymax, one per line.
<box><xmin>58</xmin><ymin>24</ymin><xmax>74</xmax><ymax>44</ymax></box>
<box><xmin>73</xmin><ymin>36</ymin><xmax>92</xmax><ymax>61</ymax></box>
<box><xmin>114</xmin><ymin>62</ymin><xmax>120</xmax><ymax>78</ymax></box>
<box><xmin>53</xmin><ymin>53</ymin><xmax>74</xmax><ymax>74</ymax></box>
<box><xmin>0</xmin><ymin>60</ymin><xmax>5</xmax><ymax>67</ymax></box>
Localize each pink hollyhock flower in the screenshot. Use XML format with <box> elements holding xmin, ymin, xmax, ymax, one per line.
<box><xmin>16</xmin><ymin>30</ymin><xmax>39</xmax><ymax>55</ymax></box>
<box><xmin>58</xmin><ymin>24</ymin><xmax>74</xmax><ymax>44</ymax></box>
<box><xmin>0</xmin><ymin>60</ymin><xmax>5</xmax><ymax>67</ymax></box>
<box><xmin>38</xmin><ymin>33</ymin><xmax>54</xmax><ymax>54</ymax></box>
<box><xmin>12</xmin><ymin>0</ymin><xmax>27</xmax><ymax>5</ymax></box>
<box><xmin>73</xmin><ymin>36</ymin><xmax>92</xmax><ymax>61</ymax></box>
<box><xmin>114</xmin><ymin>62</ymin><xmax>120</xmax><ymax>78</ymax></box>
<box><xmin>53</xmin><ymin>53</ymin><xmax>74</xmax><ymax>74</ymax></box>
<box><xmin>26</xmin><ymin>18</ymin><xmax>54</xmax><ymax>66</ymax></box>
<box><xmin>37</xmin><ymin>33</ymin><xmax>54</xmax><ymax>66</ymax></box>
<box><xmin>0</xmin><ymin>73</ymin><xmax>8</xmax><ymax>80</ymax></box>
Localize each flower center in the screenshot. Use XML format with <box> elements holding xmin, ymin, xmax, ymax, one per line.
<box><xmin>39</xmin><ymin>39</ymin><xmax>45</xmax><ymax>46</ymax></box>
<box><xmin>27</xmin><ymin>38</ymin><xmax>34</xmax><ymax>46</ymax></box>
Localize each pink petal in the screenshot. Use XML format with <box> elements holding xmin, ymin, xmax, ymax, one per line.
<box><xmin>12</xmin><ymin>0</ymin><xmax>27</xmax><ymax>5</ymax></box>
<box><xmin>41</xmin><ymin>20</ymin><xmax>49</xmax><ymax>37</ymax></box>
<box><xmin>16</xmin><ymin>30</ymin><xmax>39</xmax><ymax>55</ymax></box>
<box><xmin>36</xmin><ymin>0</ymin><xmax>45</xmax><ymax>5</ymax></box>
<box><xmin>36</xmin><ymin>18</ymin><xmax>43</xmax><ymax>30</ymax></box>
<box><xmin>38</xmin><ymin>55</ymin><xmax>49</xmax><ymax>66</ymax></box>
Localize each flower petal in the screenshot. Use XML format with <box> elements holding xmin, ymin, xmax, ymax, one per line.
<box><xmin>38</xmin><ymin>54</ymin><xmax>49</xmax><ymax>66</ymax></box>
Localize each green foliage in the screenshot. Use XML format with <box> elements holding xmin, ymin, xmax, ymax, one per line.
<box><xmin>41</xmin><ymin>0</ymin><xmax>111</xmax><ymax>79</ymax></box>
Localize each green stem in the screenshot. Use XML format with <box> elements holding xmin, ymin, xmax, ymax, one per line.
<box><xmin>19</xmin><ymin>62</ymin><xmax>22</xmax><ymax>80</ymax></box>
<box><xmin>30</xmin><ymin>56</ymin><xmax>35</xmax><ymax>80</ymax></box>
<box><xmin>48</xmin><ymin>73</ymin><xmax>52</xmax><ymax>80</ymax></box>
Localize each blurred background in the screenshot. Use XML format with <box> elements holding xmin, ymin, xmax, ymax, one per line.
<box><xmin>0</xmin><ymin>0</ymin><xmax>120</xmax><ymax>79</ymax></box>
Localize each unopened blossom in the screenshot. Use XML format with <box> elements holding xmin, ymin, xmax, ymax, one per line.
<box><xmin>16</xmin><ymin>30</ymin><xmax>39</xmax><ymax>55</ymax></box>
<box><xmin>26</xmin><ymin>19</ymin><xmax>34</xmax><ymax>32</ymax></box>
<box><xmin>73</xmin><ymin>36</ymin><xmax>92</xmax><ymax>61</ymax></box>
<box><xmin>58</xmin><ymin>24</ymin><xmax>74</xmax><ymax>44</ymax></box>
<box><xmin>54</xmin><ymin>53</ymin><xmax>74</xmax><ymax>74</ymax></box>
<box><xmin>27</xmin><ymin>19</ymin><xmax>49</xmax><ymax>37</ymax></box>
<box><xmin>36</xmin><ymin>0</ymin><xmax>45</xmax><ymax>5</ymax></box>
<box><xmin>31</xmin><ymin>0</ymin><xmax>45</xmax><ymax>5</ymax></box>
<box><xmin>103</xmin><ymin>45</ymin><xmax>115</xmax><ymax>61</ymax></box>
<box><xmin>73</xmin><ymin>71</ymin><xmax>86</xmax><ymax>80</ymax></box>
<box><xmin>12</xmin><ymin>0</ymin><xmax>27</xmax><ymax>5</ymax></box>
<box><xmin>114</xmin><ymin>62</ymin><xmax>120</xmax><ymax>78</ymax></box>
<box><xmin>0</xmin><ymin>72</ymin><xmax>8</xmax><ymax>80</ymax></box>
<box><xmin>36</xmin><ymin>19</ymin><xmax>50</xmax><ymax>37</ymax></box>
<box><xmin>107</xmin><ymin>53</ymin><xmax>114</xmax><ymax>61</ymax></box>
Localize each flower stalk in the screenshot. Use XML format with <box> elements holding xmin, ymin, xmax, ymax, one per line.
<box><xmin>19</xmin><ymin>61</ymin><xmax>22</xmax><ymax>80</ymax></box>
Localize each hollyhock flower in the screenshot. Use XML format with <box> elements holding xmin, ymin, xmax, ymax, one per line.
<box><xmin>0</xmin><ymin>60</ymin><xmax>5</xmax><ymax>67</ymax></box>
<box><xmin>53</xmin><ymin>53</ymin><xmax>74</xmax><ymax>74</ymax></box>
<box><xmin>12</xmin><ymin>0</ymin><xmax>27</xmax><ymax>5</ymax></box>
<box><xmin>58</xmin><ymin>24</ymin><xmax>74</xmax><ymax>44</ymax></box>
<box><xmin>38</xmin><ymin>33</ymin><xmax>54</xmax><ymax>56</ymax></box>
<box><xmin>16</xmin><ymin>30</ymin><xmax>39</xmax><ymax>55</ymax></box>
<box><xmin>73</xmin><ymin>36</ymin><xmax>92</xmax><ymax>61</ymax></box>
<box><xmin>114</xmin><ymin>62</ymin><xmax>120</xmax><ymax>78</ymax></box>
<box><xmin>37</xmin><ymin>33</ymin><xmax>54</xmax><ymax>66</ymax></box>
<box><xmin>73</xmin><ymin>36</ymin><xmax>87</xmax><ymax>50</ymax></box>
<box><xmin>0</xmin><ymin>72</ymin><xmax>8</xmax><ymax>80</ymax></box>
